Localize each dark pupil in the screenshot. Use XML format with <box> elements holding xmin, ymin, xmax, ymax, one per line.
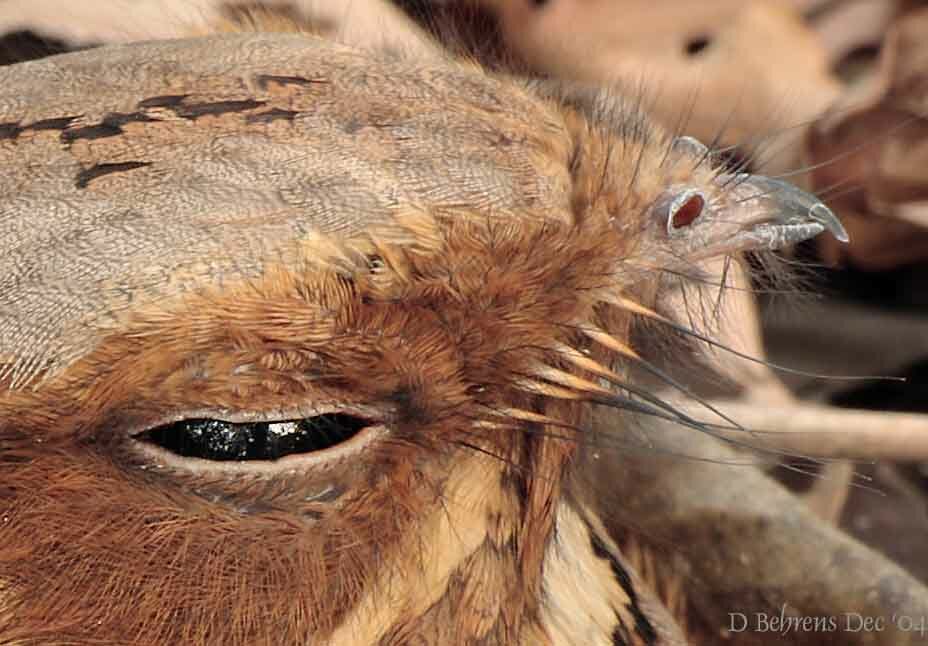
<box><xmin>138</xmin><ymin>414</ymin><xmax>371</xmax><ymax>461</ymax></box>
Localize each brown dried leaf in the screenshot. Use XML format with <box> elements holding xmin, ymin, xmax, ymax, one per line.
<box><xmin>809</xmin><ymin>0</ymin><xmax>900</xmax><ymax>65</ymax></box>
<box><xmin>0</xmin><ymin>0</ymin><xmax>438</xmax><ymax>57</ymax></box>
<box><xmin>809</xmin><ymin>7</ymin><xmax>928</xmax><ymax>269</ymax></box>
<box><xmin>483</xmin><ymin>0</ymin><xmax>840</xmax><ymax>175</ymax></box>
<box><xmin>593</xmin><ymin>407</ymin><xmax>928</xmax><ymax>646</ymax></box>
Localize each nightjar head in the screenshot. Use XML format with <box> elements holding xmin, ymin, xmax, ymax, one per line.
<box><xmin>0</xmin><ymin>32</ymin><xmax>843</xmax><ymax>645</ymax></box>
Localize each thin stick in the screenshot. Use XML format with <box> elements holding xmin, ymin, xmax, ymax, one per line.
<box><xmin>686</xmin><ymin>401</ymin><xmax>928</xmax><ymax>461</ymax></box>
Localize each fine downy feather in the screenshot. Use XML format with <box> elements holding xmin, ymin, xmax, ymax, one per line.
<box><xmin>0</xmin><ymin>13</ymin><xmax>864</xmax><ymax>646</ymax></box>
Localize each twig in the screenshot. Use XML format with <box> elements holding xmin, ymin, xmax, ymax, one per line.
<box><xmin>686</xmin><ymin>400</ymin><xmax>928</xmax><ymax>460</ymax></box>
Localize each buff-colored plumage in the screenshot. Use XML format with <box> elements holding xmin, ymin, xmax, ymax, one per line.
<box><xmin>0</xmin><ymin>20</ymin><xmax>835</xmax><ymax>646</ymax></box>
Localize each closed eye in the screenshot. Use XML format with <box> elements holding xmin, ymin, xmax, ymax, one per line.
<box><xmin>134</xmin><ymin>413</ymin><xmax>378</xmax><ymax>463</ymax></box>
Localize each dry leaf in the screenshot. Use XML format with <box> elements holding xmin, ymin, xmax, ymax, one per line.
<box><xmin>593</xmin><ymin>407</ymin><xmax>928</xmax><ymax>646</ymax></box>
<box><xmin>481</xmin><ymin>0</ymin><xmax>840</xmax><ymax>175</ymax></box>
<box><xmin>809</xmin><ymin>7</ymin><xmax>928</xmax><ymax>269</ymax></box>
<box><xmin>810</xmin><ymin>0</ymin><xmax>900</xmax><ymax>65</ymax></box>
<box><xmin>0</xmin><ymin>0</ymin><xmax>438</xmax><ymax>57</ymax></box>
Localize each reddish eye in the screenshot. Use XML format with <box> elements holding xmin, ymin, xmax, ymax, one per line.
<box><xmin>669</xmin><ymin>192</ymin><xmax>705</xmax><ymax>230</ymax></box>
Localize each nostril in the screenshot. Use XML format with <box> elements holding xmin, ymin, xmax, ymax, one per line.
<box><xmin>668</xmin><ymin>191</ymin><xmax>705</xmax><ymax>233</ymax></box>
<box><xmin>651</xmin><ymin>188</ymin><xmax>707</xmax><ymax>236</ymax></box>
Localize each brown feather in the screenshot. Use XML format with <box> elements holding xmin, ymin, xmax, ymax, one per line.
<box><xmin>0</xmin><ymin>10</ymin><xmax>826</xmax><ymax>644</ymax></box>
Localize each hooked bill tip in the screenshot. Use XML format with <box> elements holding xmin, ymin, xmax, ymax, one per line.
<box><xmin>809</xmin><ymin>203</ymin><xmax>849</xmax><ymax>244</ymax></box>
<box><xmin>722</xmin><ymin>173</ymin><xmax>851</xmax><ymax>246</ymax></box>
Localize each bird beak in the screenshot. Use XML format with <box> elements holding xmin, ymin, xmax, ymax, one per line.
<box><xmin>620</xmin><ymin>171</ymin><xmax>850</xmax><ymax>284</ymax></box>
<box><xmin>712</xmin><ymin>173</ymin><xmax>849</xmax><ymax>250</ymax></box>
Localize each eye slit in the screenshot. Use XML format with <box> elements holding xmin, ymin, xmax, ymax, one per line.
<box><xmin>136</xmin><ymin>414</ymin><xmax>373</xmax><ymax>462</ymax></box>
<box><xmin>668</xmin><ymin>191</ymin><xmax>705</xmax><ymax>232</ymax></box>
